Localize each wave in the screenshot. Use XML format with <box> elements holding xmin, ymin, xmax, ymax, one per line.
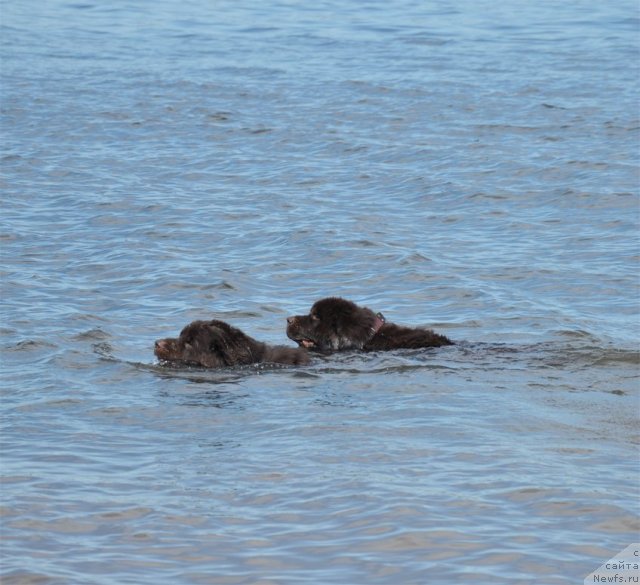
<box><xmin>105</xmin><ymin>340</ymin><xmax>639</xmax><ymax>385</ymax></box>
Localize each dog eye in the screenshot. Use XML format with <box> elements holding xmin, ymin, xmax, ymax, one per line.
<box><xmin>310</xmin><ymin>313</ymin><xmax>319</xmax><ymax>322</ymax></box>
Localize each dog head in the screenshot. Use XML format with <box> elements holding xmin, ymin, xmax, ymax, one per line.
<box><xmin>154</xmin><ymin>320</ymin><xmax>255</xmax><ymax>367</ymax></box>
<box><xmin>286</xmin><ymin>297</ymin><xmax>384</xmax><ymax>351</ymax></box>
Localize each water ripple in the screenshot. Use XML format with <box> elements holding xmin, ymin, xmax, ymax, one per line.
<box><xmin>2</xmin><ymin>0</ymin><xmax>638</xmax><ymax>583</ymax></box>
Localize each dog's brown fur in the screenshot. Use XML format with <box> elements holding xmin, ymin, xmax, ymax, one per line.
<box><xmin>287</xmin><ymin>297</ymin><xmax>452</xmax><ymax>352</ymax></box>
<box><xmin>155</xmin><ymin>319</ymin><xmax>309</xmax><ymax>368</ymax></box>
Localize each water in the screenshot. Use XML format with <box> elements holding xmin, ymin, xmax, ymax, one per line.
<box><xmin>1</xmin><ymin>1</ymin><xmax>639</xmax><ymax>583</ymax></box>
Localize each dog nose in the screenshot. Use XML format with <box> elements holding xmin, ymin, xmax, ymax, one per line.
<box><xmin>287</xmin><ymin>316</ymin><xmax>295</xmax><ymax>325</ymax></box>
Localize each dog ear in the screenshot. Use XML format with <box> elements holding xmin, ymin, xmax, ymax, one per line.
<box><xmin>198</xmin><ymin>351</ymin><xmax>225</xmax><ymax>368</ymax></box>
<box><xmin>197</xmin><ymin>324</ymin><xmax>230</xmax><ymax>366</ymax></box>
<box><xmin>335</xmin><ymin>305</ymin><xmax>379</xmax><ymax>349</ymax></box>
<box><xmin>206</xmin><ymin>323</ymin><xmax>256</xmax><ymax>366</ymax></box>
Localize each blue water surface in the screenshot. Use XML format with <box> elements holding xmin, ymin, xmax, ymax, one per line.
<box><xmin>1</xmin><ymin>1</ymin><xmax>639</xmax><ymax>584</ymax></box>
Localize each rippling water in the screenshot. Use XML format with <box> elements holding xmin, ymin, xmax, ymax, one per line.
<box><xmin>2</xmin><ymin>1</ymin><xmax>639</xmax><ymax>583</ymax></box>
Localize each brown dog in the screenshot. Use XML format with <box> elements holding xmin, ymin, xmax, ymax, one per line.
<box><xmin>155</xmin><ymin>319</ymin><xmax>309</xmax><ymax>368</ymax></box>
<box><xmin>287</xmin><ymin>297</ymin><xmax>452</xmax><ymax>352</ymax></box>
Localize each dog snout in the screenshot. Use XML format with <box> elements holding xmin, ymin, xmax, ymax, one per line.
<box><xmin>286</xmin><ymin>316</ymin><xmax>296</xmax><ymax>325</ymax></box>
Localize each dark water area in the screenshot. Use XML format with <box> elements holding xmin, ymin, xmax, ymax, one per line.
<box><xmin>1</xmin><ymin>1</ymin><xmax>639</xmax><ymax>583</ymax></box>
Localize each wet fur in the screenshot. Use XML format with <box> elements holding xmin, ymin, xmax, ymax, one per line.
<box><xmin>287</xmin><ymin>297</ymin><xmax>452</xmax><ymax>352</ymax></box>
<box><xmin>155</xmin><ymin>319</ymin><xmax>309</xmax><ymax>368</ymax></box>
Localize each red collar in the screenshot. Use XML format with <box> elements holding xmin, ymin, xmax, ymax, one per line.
<box><xmin>370</xmin><ymin>312</ymin><xmax>385</xmax><ymax>337</ymax></box>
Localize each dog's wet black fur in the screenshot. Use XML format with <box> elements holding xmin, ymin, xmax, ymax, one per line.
<box><xmin>287</xmin><ymin>297</ymin><xmax>452</xmax><ymax>352</ymax></box>
<box><xmin>155</xmin><ymin>319</ymin><xmax>309</xmax><ymax>368</ymax></box>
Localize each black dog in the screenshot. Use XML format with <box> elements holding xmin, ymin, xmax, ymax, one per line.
<box><xmin>155</xmin><ymin>319</ymin><xmax>309</xmax><ymax>368</ymax></box>
<box><xmin>287</xmin><ymin>297</ymin><xmax>452</xmax><ymax>352</ymax></box>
